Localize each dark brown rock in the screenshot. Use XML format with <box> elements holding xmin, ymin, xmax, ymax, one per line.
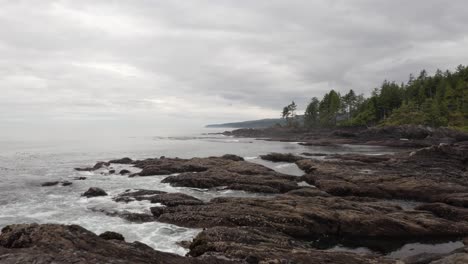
<box><xmin>82</xmin><ymin>187</ymin><xmax>108</xmax><ymax>198</ymax></box>
<box><xmin>41</xmin><ymin>181</ymin><xmax>59</xmax><ymax>187</ymax></box>
<box><xmin>120</xmin><ymin>169</ymin><xmax>131</xmax><ymax>175</ymax></box>
<box><xmin>99</xmin><ymin>231</ymin><xmax>125</xmax><ymax>241</ymax></box>
<box><xmin>295</xmin><ymin>143</ymin><xmax>468</xmax><ymax>205</ymax></box>
<box><xmin>75</xmin><ymin>161</ymin><xmax>110</xmax><ymax>171</ymax></box>
<box><xmin>0</xmin><ymin>224</ymin><xmax>235</xmax><ymax>264</ymax></box>
<box><xmin>109</xmin><ymin>157</ymin><xmax>133</xmax><ymax>164</ymax></box>
<box><xmin>155</xmin><ymin>195</ymin><xmax>468</xmax><ymax>240</ymax></box>
<box><xmin>260</xmin><ymin>153</ymin><xmax>305</xmax><ymax>163</ymax></box>
<box><xmin>189</xmin><ymin>226</ymin><xmax>394</xmax><ymax>264</ymax></box>
<box><xmin>114</xmin><ymin>189</ymin><xmax>203</xmax><ymax>207</ymax></box>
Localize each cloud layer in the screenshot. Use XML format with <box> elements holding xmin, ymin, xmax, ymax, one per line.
<box><xmin>1</xmin><ymin>0</ymin><xmax>468</xmax><ymax>136</ymax></box>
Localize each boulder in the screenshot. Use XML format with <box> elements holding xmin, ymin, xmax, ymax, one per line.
<box><xmin>120</xmin><ymin>169</ymin><xmax>131</xmax><ymax>175</ymax></box>
<box><xmin>109</xmin><ymin>157</ymin><xmax>133</xmax><ymax>164</ymax></box>
<box><xmin>82</xmin><ymin>187</ymin><xmax>107</xmax><ymax>198</ymax></box>
<box><xmin>40</xmin><ymin>181</ymin><xmax>59</xmax><ymax>187</ymax></box>
<box><xmin>114</xmin><ymin>189</ymin><xmax>203</xmax><ymax>207</ymax></box>
<box><xmin>99</xmin><ymin>231</ymin><xmax>125</xmax><ymax>241</ymax></box>
<box><xmin>260</xmin><ymin>153</ymin><xmax>305</xmax><ymax>163</ymax></box>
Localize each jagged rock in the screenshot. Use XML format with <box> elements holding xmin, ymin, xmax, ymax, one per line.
<box><xmin>41</xmin><ymin>181</ymin><xmax>59</xmax><ymax>187</ymax></box>
<box><xmin>295</xmin><ymin>144</ymin><xmax>468</xmax><ymax>205</ymax></box>
<box><xmin>99</xmin><ymin>231</ymin><xmax>125</xmax><ymax>241</ymax></box>
<box><xmin>61</xmin><ymin>181</ymin><xmax>72</xmax><ymax>186</ymax></box>
<box><xmin>109</xmin><ymin>157</ymin><xmax>133</xmax><ymax>164</ymax></box>
<box><xmin>260</xmin><ymin>153</ymin><xmax>305</xmax><ymax>163</ymax></box>
<box><xmin>155</xmin><ymin>195</ymin><xmax>468</xmax><ymax>240</ymax></box>
<box><xmin>114</xmin><ymin>189</ymin><xmax>203</xmax><ymax>207</ymax></box>
<box><xmin>221</xmin><ymin>154</ymin><xmax>244</xmax><ymax>161</ymax></box>
<box><xmin>82</xmin><ymin>187</ymin><xmax>107</xmax><ymax>198</ymax></box>
<box><xmin>188</xmin><ymin>226</ymin><xmax>394</xmax><ymax>264</ymax></box>
<box><xmin>225</xmin><ymin>125</ymin><xmax>468</xmax><ymax>148</ymax></box>
<box><xmin>41</xmin><ymin>181</ymin><xmax>72</xmax><ymax>187</ymax></box>
<box><xmin>0</xmin><ymin>224</ymin><xmax>235</xmax><ymax>264</ymax></box>
<box><xmin>120</xmin><ymin>169</ymin><xmax>131</xmax><ymax>175</ymax></box>
<box><xmin>416</xmin><ymin>203</ymin><xmax>468</xmax><ymax>221</ymax></box>
<box><xmin>74</xmin><ymin>161</ymin><xmax>110</xmax><ymax>171</ymax></box>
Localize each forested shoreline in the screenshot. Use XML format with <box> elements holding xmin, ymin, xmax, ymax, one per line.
<box><xmin>282</xmin><ymin>65</ymin><xmax>468</xmax><ymax>131</ymax></box>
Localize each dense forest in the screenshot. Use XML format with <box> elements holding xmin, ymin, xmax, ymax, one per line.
<box><xmin>282</xmin><ymin>65</ymin><xmax>468</xmax><ymax>131</ymax></box>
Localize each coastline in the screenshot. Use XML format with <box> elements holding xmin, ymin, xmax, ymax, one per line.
<box><xmin>1</xmin><ymin>126</ymin><xmax>468</xmax><ymax>263</ymax></box>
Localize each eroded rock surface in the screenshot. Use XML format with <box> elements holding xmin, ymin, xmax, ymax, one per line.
<box><xmin>296</xmin><ymin>142</ymin><xmax>468</xmax><ymax>205</ymax></box>
<box><xmin>0</xmin><ymin>224</ymin><xmax>234</xmax><ymax>264</ymax></box>
<box><xmin>114</xmin><ymin>189</ymin><xmax>204</xmax><ymax>207</ymax></box>
<box><xmin>260</xmin><ymin>153</ymin><xmax>305</xmax><ymax>163</ymax></box>
<box><xmin>82</xmin><ymin>187</ymin><xmax>108</xmax><ymax>198</ymax></box>
<box><xmin>152</xmin><ymin>194</ymin><xmax>468</xmax><ymax>240</ymax></box>
<box><xmin>189</xmin><ymin>226</ymin><xmax>395</xmax><ymax>264</ymax></box>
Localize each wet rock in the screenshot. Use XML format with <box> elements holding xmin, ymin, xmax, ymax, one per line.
<box><xmin>136</xmin><ymin>157</ymin><xmax>214</xmax><ymax>176</ymax></box>
<box><xmin>82</xmin><ymin>187</ymin><xmax>107</xmax><ymax>198</ymax></box>
<box><xmin>109</xmin><ymin>157</ymin><xmax>133</xmax><ymax>164</ymax></box>
<box><xmin>109</xmin><ymin>169</ymin><xmax>116</xmax><ymax>174</ymax></box>
<box><xmin>225</xmin><ymin>125</ymin><xmax>468</xmax><ymax>148</ymax></box>
<box><xmin>41</xmin><ymin>181</ymin><xmax>59</xmax><ymax>187</ymax></box>
<box><xmin>295</xmin><ymin>144</ymin><xmax>468</xmax><ymax>204</ymax></box>
<box><xmin>114</xmin><ymin>189</ymin><xmax>204</xmax><ymax>207</ymax></box>
<box><xmin>416</xmin><ymin>203</ymin><xmax>468</xmax><ymax>222</ymax></box>
<box><xmin>150</xmin><ymin>207</ymin><xmax>165</xmax><ymax>217</ymax></box>
<box><xmin>221</xmin><ymin>154</ymin><xmax>244</xmax><ymax>161</ymax></box>
<box><xmin>74</xmin><ymin>161</ymin><xmax>110</xmax><ymax>171</ymax></box>
<box><xmin>155</xmin><ymin>195</ymin><xmax>468</xmax><ymax>240</ymax></box>
<box><xmin>260</xmin><ymin>153</ymin><xmax>305</xmax><ymax>163</ymax></box>
<box><xmin>99</xmin><ymin>231</ymin><xmax>125</xmax><ymax>241</ymax></box>
<box><xmin>0</xmin><ymin>224</ymin><xmax>234</xmax><ymax>264</ymax></box>
<box><xmin>189</xmin><ymin>226</ymin><xmax>394</xmax><ymax>264</ymax></box>
<box><xmin>163</xmin><ymin>168</ymin><xmax>298</xmax><ymax>194</ymax></box>
<box><xmin>301</xmin><ymin>152</ymin><xmax>329</xmax><ymax>157</ymax></box>
<box><xmin>73</xmin><ymin>176</ymin><xmax>87</xmax><ymax>180</ymax></box>
<box><xmin>464</xmin><ymin>237</ymin><xmax>468</xmax><ymax>245</ymax></box>
<box><xmin>284</xmin><ymin>188</ymin><xmax>330</xmax><ymax>197</ymax></box>
<box><xmin>41</xmin><ymin>181</ymin><xmax>72</xmax><ymax>187</ymax></box>
<box><xmin>61</xmin><ymin>181</ymin><xmax>72</xmax><ymax>186</ymax></box>
<box><xmin>120</xmin><ymin>169</ymin><xmax>131</xmax><ymax>175</ymax></box>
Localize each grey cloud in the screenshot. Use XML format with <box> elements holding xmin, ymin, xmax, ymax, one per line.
<box><xmin>1</xmin><ymin>0</ymin><xmax>468</xmax><ymax>135</ymax></box>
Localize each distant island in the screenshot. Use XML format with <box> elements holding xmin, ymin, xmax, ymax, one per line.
<box><xmin>206</xmin><ymin>116</ymin><xmax>304</xmax><ymax>128</ymax></box>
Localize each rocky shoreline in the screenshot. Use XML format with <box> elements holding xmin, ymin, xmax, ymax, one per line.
<box><xmin>2</xmin><ymin>126</ymin><xmax>468</xmax><ymax>263</ymax></box>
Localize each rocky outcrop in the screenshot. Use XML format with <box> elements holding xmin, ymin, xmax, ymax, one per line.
<box><xmin>109</xmin><ymin>157</ymin><xmax>134</xmax><ymax>164</ymax></box>
<box><xmin>260</xmin><ymin>153</ymin><xmax>305</xmax><ymax>163</ymax></box>
<box><xmin>41</xmin><ymin>180</ymin><xmax>72</xmax><ymax>187</ymax></box>
<box><xmin>152</xmin><ymin>194</ymin><xmax>468</xmax><ymax>240</ymax></box>
<box><xmin>99</xmin><ymin>231</ymin><xmax>125</xmax><ymax>241</ymax></box>
<box><xmin>0</xmin><ymin>224</ymin><xmax>234</xmax><ymax>264</ymax></box>
<box><xmin>114</xmin><ymin>189</ymin><xmax>204</xmax><ymax>207</ymax></box>
<box><xmin>189</xmin><ymin>226</ymin><xmax>395</xmax><ymax>264</ymax></box>
<box><xmin>295</xmin><ymin>143</ymin><xmax>468</xmax><ymax>205</ymax></box>
<box><xmin>82</xmin><ymin>187</ymin><xmax>108</xmax><ymax>198</ymax></box>
<box><xmin>75</xmin><ymin>161</ymin><xmax>110</xmax><ymax>171</ymax></box>
<box><xmin>224</xmin><ymin>125</ymin><xmax>468</xmax><ymax>148</ymax></box>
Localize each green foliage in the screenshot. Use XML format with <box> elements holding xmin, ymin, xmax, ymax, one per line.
<box><xmin>304</xmin><ymin>97</ymin><xmax>319</xmax><ymax>128</ymax></box>
<box><xmin>281</xmin><ymin>101</ymin><xmax>299</xmax><ymax>127</ymax></box>
<box><xmin>319</xmin><ymin>90</ymin><xmax>341</xmax><ymax>127</ymax></box>
<box><xmin>283</xmin><ymin>65</ymin><xmax>468</xmax><ymax>130</ymax></box>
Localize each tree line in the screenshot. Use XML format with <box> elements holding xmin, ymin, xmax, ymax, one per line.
<box><xmin>281</xmin><ymin>65</ymin><xmax>468</xmax><ymax>131</ymax></box>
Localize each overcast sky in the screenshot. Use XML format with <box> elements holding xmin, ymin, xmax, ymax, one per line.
<box><xmin>1</xmin><ymin>0</ymin><xmax>468</xmax><ymax>138</ymax></box>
